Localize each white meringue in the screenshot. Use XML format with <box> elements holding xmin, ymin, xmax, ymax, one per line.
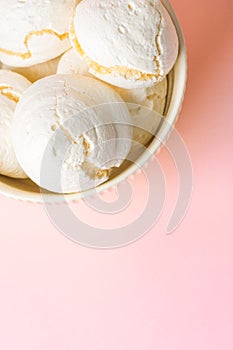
<box><xmin>0</xmin><ymin>0</ymin><xmax>78</xmax><ymax>67</ymax></box>
<box><xmin>0</xmin><ymin>70</ymin><xmax>31</xmax><ymax>178</ymax></box>
<box><xmin>57</xmin><ymin>49</ymin><xmax>168</xmax><ymax>153</ymax></box>
<box><xmin>57</xmin><ymin>48</ymin><xmax>90</xmax><ymax>76</ymax></box>
<box><xmin>71</xmin><ymin>0</ymin><xmax>178</xmax><ymax>88</ymax></box>
<box><xmin>115</xmin><ymin>77</ymin><xmax>168</xmax><ymax>117</ymax></box>
<box><xmin>116</xmin><ymin>78</ymin><xmax>168</xmax><ymax>158</ymax></box>
<box><xmin>57</xmin><ymin>50</ymin><xmax>168</xmax><ymax>156</ymax></box>
<box><xmin>12</xmin><ymin>75</ymin><xmax>132</xmax><ymax>194</ymax></box>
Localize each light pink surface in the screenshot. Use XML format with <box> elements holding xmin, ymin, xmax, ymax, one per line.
<box><xmin>0</xmin><ymin>1</ymin><xmax>233</xmax><ymax>349</ymax></box>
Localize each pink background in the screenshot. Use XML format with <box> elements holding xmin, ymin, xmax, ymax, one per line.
<box><xmin>0</xmin><ymin>0</ymin><xmax>233</xmax><ymax>349</ymax></box>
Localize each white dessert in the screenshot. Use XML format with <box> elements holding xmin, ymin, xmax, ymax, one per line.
<box><xmin>1</xmin><ymin>55</ymin><xmax>60</xmax><ymax>83</ymax></box>
<box><xmin>57</xmin><ymin>48</ymin><xmax>90</xmax><ymax>76</ymax></box>
<box><xmin>0</xmin><ymin>70</ymin><xmax>31</xmax><ymax>178</ymax></box>
<box><xmin>56</xmin><ymin>50</ymin><xmax>168</xmax><ymax>163</ymax></box>
<box><xmin>115</xmin><ymin>77</ymin><xmax>168</xmax><ymax>117</ymax></box>
<box><xmin>0</xmin><ymin>0</ymin><xmax>78</xmax><ymax>67</ymax></box>
<box><xmin>116</xmin><ymin>78</ymin><xmax>168</xmax><ymax>158</ymax></box>
<box><xmin>12</xmin><ymin>75</ymin><xmax>132</xmax><ymax>194</ymax></box>
<box><xmin>71</xmin><ymin>0</ymin><xmax>178</xmax><ymax>88</ymax></box>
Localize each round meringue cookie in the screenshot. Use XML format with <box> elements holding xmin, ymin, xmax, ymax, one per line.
<box><xmin>71</xmin><ymin>0</ymin><xmax>179</xmax><ymax>89</ymax></box>
<box><xmin>115</xmin><ymin>77</ymin><xmax>168</xmax><ymax>118</ymax></box>
<box><xmin>115</xmin><ymin>78</ymin><xmax>168</xmax><ymax>158</ymax></box>
<box><xmin>0</xmin><ymin>0</ymin><xmax>78</xmax><ymax>67</ymax></box>
<box><xmin>57</xmin><ymin>48</ymin><xmax>90</xmax><ymax>76</ymax></box>
<box><xmin>12</xmin><ymin>75</ymin><xmax>132</xmax><ymax>194</ymax></box>
<box><xmin>0</xmin><ymin>70</ymin><xmax>31</xmax><ymax>178</ymax></box>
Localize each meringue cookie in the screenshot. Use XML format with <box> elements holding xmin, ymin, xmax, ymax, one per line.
<box><xmin>71</xmin><ymin>0</ymin><xmax>178</xmax><ymax>88</ymax></box>
<box><xmin>0</xmin><ymin>70</ymin><xmax>31</xmax><ymax>178</ymax></box>
<box><xmin>57</xmin><ymin>51</ymin><xmax>167</xmax><ymax>155</ymax></box>
<box><xmin>116</xmin><ymin>78</ymin><xmax>168</xmax><ymax>158</ymax></box>
<box><xmin>12</xmin><ymin>75</ymin><xmax>132</xmax><ymax>194</ymax></box>
<box><xmin>115</xmin><ymin>77</ymin><xmax>167</xmax><ymax>117</ymax></box>
<box><xmin>57</xmin><ymin>49</ymin><xmax>167</xmax><ymax>147</ymax></box>
<box><xmin>0</xmin><ymin>0</ymin><xmax>78</xmax><ymax>67</ymax></box>
<box><xmin>57</xmin><ymin>48</ymin><xmax>90</xmax><ymax>76</ymax></box>
<box><xmin>1</xmin><ymin>55</ymin><xmax>60</xmax><ymax>83</ymax></box>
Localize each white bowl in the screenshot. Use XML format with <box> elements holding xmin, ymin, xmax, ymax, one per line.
<box><xmin>0</xmin><ymin>0</ymin><xmax>187</xmax><ymax>203</ymax></box>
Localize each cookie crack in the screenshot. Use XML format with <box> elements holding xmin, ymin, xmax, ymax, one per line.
<box><xmin>80</xmin><ymin>161</ymin><xmax>113</xmax><ymax>180</ymax></box>
<box><xmin>0</xmin><ymin>29</ymin><xmax>69</xmax><ymax>60</ymax></box>
<box><xmin>0</xmin><ymin>85</ymin><xmax>21</xmax><ymax>103</ymax></box>
<box><xmin>53</xmin><ymin>96</ymin><xmax>78</xmax><ymax>144</ymax></box>
<box><xmin>53</xmin><ymin>96</ymin><xmax>114</xmax><ymax>182</ymax></box>
<box><xmin>154</xmin><ymin>9</ymin><xmax>163</xmax><ymax>78</ymax></box>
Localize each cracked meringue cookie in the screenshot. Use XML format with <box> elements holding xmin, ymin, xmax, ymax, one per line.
<box><xmin>0</xmin><ymin>0</ymin><xmax>78</xmax><ymax>67</ymax></box>
<box><xmin>12</xmin><ymin>75</ymin><xmax>132</xmax><ymax>194</ymax></box>
<box><xmin>0</xmin><ymin>70</ymin><xmax>31</xmax><ymax>178</ymax></box>
<box><xmin>70</xmin><ymin>0</ymin><xmax>178</xmax><ymax>89</ymax></box>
